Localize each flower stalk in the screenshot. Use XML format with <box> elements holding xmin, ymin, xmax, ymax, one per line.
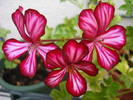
<box><xmin>39</xmin><ymin>37</ymin><xmax>92</xmax><ymax>43</ymax></box>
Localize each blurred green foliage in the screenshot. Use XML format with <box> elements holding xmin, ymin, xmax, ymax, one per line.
<box><xmin>41</xmin><ymin>16</ymin><xmax>79</xmax><ymax>48</ymax></box>
<box><xmin>110</xmin><ymin>15</ymin><xmax>122</xmax><ymax>27</ymax></box>
<box><xmin>116</xmin><ymin>59</ymin><xmax>133</xmax><ymax>88</ymax></box>
<box><xmin>124</xmin><ymin>26</ymin><xmax>133</xmax><ymax>49</ymax></box>
<box><xmin>0</xmin><ymin>27</ymin><xmax>17</xmax><ymax>69</ymax></box>
<box><xmin>120</xmin><ymin>0</ymin><xmax>133</xmax><ymax>16</ymax></box>
<box><xmin>82</xmin><ymin>77</ymin><xmax>121</xmax><ymax>100</ymax></box>
<box><xmin>50</xmin><ymin>81</ymin><xmax>72</xmax><ymax>100</ymax></box>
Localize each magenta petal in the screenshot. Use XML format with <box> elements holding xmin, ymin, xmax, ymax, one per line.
<box><xmin>66</xmin><ymin>70</ymin><xmax>87</xmax><ymax>96</ymax></box>
<box><xmin>37</xmin><ymin>43</ymin><xmax>57</xmax><ymax>66</ymax></box>
<box><xmin>94</xmin><ymin>2</ymin><xmax>114</xmax><ymax>34</ymax></box>
<box><xmin>2</xmin><ymin>39</ymin><xmax>30</xmax><ymax>61</ymax></box>
<box><xmin>97</xmin><ymin>25</ymin><xmax>126</xmax><ymax>50</ymax></box>
<box><xmin>76</xmin><ymin>62</ymin><xmax>98</xmax><ymax>76</ymax></box>
<box><xmin>25</xmin><ymin>9</ymin><xmax>47</xmax><ymax>41</ymax></box>
<box><xmin>20</xmin><ymin>49</ymin><xmax>37</xmax><ymax>78</ymax></box>
<box><xmin>63</xmin><ymin>40</ymin><xmax>88</xmax><ymax>63</ymax></box>
<box><xmin>95</xmin><ymin>43</ymin><xmax>119</xmax><ymax>70</ymax></box>
<box><xmin>44</xmin><ymin>69</ymin><xmax>66</xmax><ymax>88</ymax></box>
<box><xmin>81</xmin><ymin>40</ymin><xmax>94</xmax><ymax>62</ymax></box>
<box><xmin>46</xmin><ymin>48</ymin><xmax>66</xmax><ymax>69</ymax></box>
<box><xmin>78</xmin><ymin>9</ymin><xmax>98</xmax><ymax>38</ymax></box>
<box><xmin>12</xmin><ymin>7</ymin><xmax>31</xmax><ymax>41</ymax></box>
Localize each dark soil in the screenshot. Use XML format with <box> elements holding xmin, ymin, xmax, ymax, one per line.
<box><xmin>3</xmin><ymin>66</ymin><xmax>48</xmax><ymax>86</ymax></box>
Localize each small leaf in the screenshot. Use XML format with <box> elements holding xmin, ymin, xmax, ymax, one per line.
<box><xmin>82</xmin><ymin>77</ymin><xmax>121</xmax><ymax>100</ymax></box>
<box><xmin>0</xmin><ymin>28</ymin><xmax>10</xmax><ymax>38</ymax></box>
<box><xmin>116</xmin><ymin>59</ymin><xmax>129</xmax><ymax>74</ymax></box>
<box><xmin>119</xmin><ymin>0</ymin><xmax>133</xmax><ymax>16</ymax></box>
<box><xmin>120</xmin><ymin>74</ymin><xmax>133</xmax><ymax>88</ymax></box>
<box><xmin>82</xmin><ymin>91</ymin><xmax>107</xmax><ymax>100</ymax></box>
<box><xmin>4</xmin><ymin>60</ymin><xmax>17</xmax><ymax>69</ymax></box>
<box><xmin>110</xmin><ymin>15</ymin><xmax>122</xmax><ymax>27</ymax></box>
<box><xmin>50</xmin><ymin>81</ymin><xmax>72</xmax><ymax>100</ymax></box>
<box><xmin>41</xmin><ymin>26</ymin><xmax>53</xmax><ymax>40</ymax></box>
<box><xmin>124</xmin><ymin>26</ymin><xmax>133</xmax><ymax>49</ymax></box>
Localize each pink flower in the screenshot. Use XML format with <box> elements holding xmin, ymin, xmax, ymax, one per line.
<box><xmin>44</xmin><ymin>40</ymin><xmax>98</xmax><ymax>96</ymax></box>
<box><xmin>2</xmin><ymin>6</ymin><xmax>57</xmax><ymax>78</ymax></box>
<box><xmin>78</xmin><ymin>2</ymin><xmax>126</xmax><ymax>70</ymax></box>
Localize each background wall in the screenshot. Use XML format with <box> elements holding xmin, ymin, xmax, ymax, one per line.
<box><xmin>0</xmin><ymin>0</ymin><xmax>81</xmax><ymax>39</ymax></box>
<box><xmin>0</xmin><ymin>0</ymin><xmax>132</xmax><ymax>39</ymax></box>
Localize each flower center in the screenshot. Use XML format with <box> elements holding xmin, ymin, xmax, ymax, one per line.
<box><xmin>67</xmin><ymin>64</ymin><xmax>77</xmax><ymax>73</ymax></box>
<box><xmin>29</xmin><ymin>42</ymin><xmax>39</xmax><ymax>51</ymax></box>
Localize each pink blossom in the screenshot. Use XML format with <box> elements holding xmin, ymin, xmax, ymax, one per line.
<box><xmin>2</xmin><ymin>6</ymin><xmax>57</xmax><ymax>78</ymax></box>
<box><xmin>78</xmin><ymin>2</ymin><xmax>126</xmax><ymax>70</ymax></box>
<box><xmin>44</xmin><ymin>40</ymin><xmax>98</xmax><ymax>96</ymax></box>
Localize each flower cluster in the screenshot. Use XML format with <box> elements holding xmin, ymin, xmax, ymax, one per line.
<box><xmin>2</xmin><ymin>2</ymin><xmax>126</xmax><ymax>96</ymax></box>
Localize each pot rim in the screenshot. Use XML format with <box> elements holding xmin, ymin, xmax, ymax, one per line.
<box><xmin>0</xmin><ymin>77</ymin><xmax>45</xmax><ymax>92</ymax></box>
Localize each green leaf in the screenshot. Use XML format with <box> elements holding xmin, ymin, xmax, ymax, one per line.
<box><xmin>110</xmin><ymin>15</ymin><xmax>122</xmax><ymax>27</ymax></box>
<box><xmin>0</xmin><ymin>28</ymin><xmax>10</xmax><ymax>59</ymax></box>
<box><xmin>50</xmin><ymin>81</ymin><xmax>72</xmax><ymax>100</ymax></box>
<box><xmin>124</xmin><ymin>26</ymin><xmax>133</xmax><ymax>49</ymax></box>
<box><xmin>0</xmin><ymin>52</ymin><xmax>4</xmax><ymax>59</ymax></box>
<box><xmin>0</xmin><ymin>42</ymin><xmax>4</xmax><ymax>52</ymax></box>
<box><xmin>52</xmin><ymin>16</ymin><xmax>78</xmax><ymax>47</ymax></box>
<box><xmin>41</xmin><ymin>16</ymin><xmax>78</xmax><ymax>48</ymax></box>
<box><xmin>116</xmin><ymin>59</ymin><xmax>129</xmax><ymax>74</ymax></box>
<box><xmin>115</xmin><ymin>59</ymin><xmax>133</xmax><ymax>88</ymax></box>
<box><xmin>127</xmin><ymin>68</ymin><xmax>133</xmax><ymax>81</ymax></box>
<box><xmin>119</xmin><ymin>0</ymin><xmax>133</xmax><ymax>16</ymax></box>
<box><xmin>82</xmin><ymin>70</ymin><xmax>108</xmax><ymax>92</ymax></box>
<box><xmin>4</xmin><ymin>60</ymin><xmax>17</xmax><ymax>69</ymax></box>
<box><xmin>0</xmin><ymin>28</ymin><xmax>10</xmax><ymax>38</ymax></box>
<box><xmin>82</xmin><ymin>91</ymin><xmax>107</xmax><ymax>100</ymax></box>
<box><xmin>120</xmin><ymin>74</ymin><xmax>133</xmax><ymax>88</ymax></box>
<box><xmin>82</xmin><ymin>77</ymin><xmax>120</xmax><ymax>100</ymax></box>
<box><xmin>41</xmin><ymin>26</ymin><xmax>53</xmax><ymax>40</ymax></box>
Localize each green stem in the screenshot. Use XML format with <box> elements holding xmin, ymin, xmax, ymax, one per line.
<box><xmin>40</xmin><ymin>37</ymin><xmax>90</xmax><ymax>43</ymax></box>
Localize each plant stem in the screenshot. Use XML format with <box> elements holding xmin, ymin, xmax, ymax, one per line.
<box><xmin>40</xmin><ymin>37</ymin><xmax>89</xmax><ymax>43</ymax></box>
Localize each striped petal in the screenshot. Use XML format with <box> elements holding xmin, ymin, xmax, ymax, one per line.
<box><xmin>20</xmin><ymin>48</ymin><xmax>37</xmax><ymax>78</ymax></box>
<box><xmin>81</xmin><ymin>40</ymin><xmax>94</xmax><ymax>62</ymax></box>
<box><xmin>97</xmin><ymin>25</ymin><xmax>126</xmax><ymax>50</ymax></box>
<box><xmin>66</xmin><ymin>69</ymin><xmax>87</xmax><ymax>96</ymax></box>
<box><xmin>76</xmin><ymin>62</ymin><xmax>98</xmax><ymax>76</ymax></box>
<box><xmin>46</xmin><ymin>48</ymin><xmax>66</xmax><ymax>69</ymax></box>
<box><xmin>12</xmin><ymin>6</ymin><xmax>31</xmax><ymax>41</ymax></box>
<box><xmin>44</xmin><ymin>69</ymin><xmax>66</xmax><ymax>88</ymax></box>
<box><xmin>94</xmin><ymin>2</ymin><xmax>115</xmax><ymax>34</ymax></box>
<box><xmin>95</xmin><ymin>42</ymin><xmax>119</xmax><ymax>70</ymax></box>
<box><xmin>2</xmin><ymin>39</ymin><xmax>30</xmax><ymax>61</ymax></box>
<box><xmin>37</xmin><ymin>43</ymin><xmax>57</xmax><ymax>67</ymax></box>
<box><xmin>25</xmin><ymin>9</ymin><xmax>47</xmax><ymax>42</ymax></box>
<box><xmin>63</xmin><ymin>40</ymin><xmax>88</xmax><ymax>63</ymax></box>
<box><xmin>78</xmin><ymin>9</ymin><xmax>98</xmax><ymax>38</ymax></box>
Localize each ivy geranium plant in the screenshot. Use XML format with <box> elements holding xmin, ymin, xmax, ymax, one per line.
<box><xmin>2</xmin><ymin>1</ymin><xmax>126</xmax><ymax>97</ymax></box>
